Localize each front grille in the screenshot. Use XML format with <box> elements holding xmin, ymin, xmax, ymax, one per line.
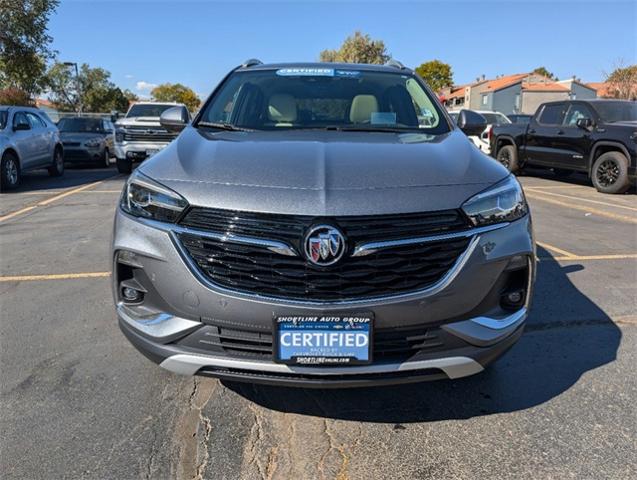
<box><xmin>180</xmin><ymin>207</ymin><xmax>468</xmax><ymax>247</ymax></box>
<box><xmin>62</xmin><ymin>142</ymin><xmax>81</xmax><ymax>147</ymax></box>
<box><xmin>122</xmin><ymin>127</ymin><xmax>176</xmax><ymax>142</ymax></box>
<box><xmin>179</xmin><ymin>321</ymin><xmax>457</xmax><ymax>362</ymax></box>
<box><xmin>177</xmin><ymin>208</ymin><xmax>471</xmax><ymax>302</ymax></box>
<box><xmin>178</xmin><ymin>232</ymin><xmax>470</xmax><ymax>302</ymax></box>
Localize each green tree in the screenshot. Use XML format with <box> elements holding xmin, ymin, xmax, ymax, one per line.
<box><xmin>415</xmin><ymin>60</ymin><xmax>453</xmax><ymax>93</ymax></box>
<box><xmin>532</xmin><ymin>66</ymin><xmax>557</xmax><ymax>80</ymax></box>
<box><xmin>320</xmin><ymin>31</ymin><xmax>389</xmax><ymax>64</ymax></box>
<box><xmin>151</xmin><ymin>83</ymin><xmax>200</xmax><ymax>112</ymax></box>
<box><xmin>0</xmin><ymin>0</ymin><xmax>59</xmax><ymax>96</ymax></box>
<box><xmin>46</xmin><ymin>62</ymin><xmax>130</xmax><ymax>112</ymax></box>
<box><xmin>605</xmin><ymin>64</ymin><xmax>637</xmax><ymax>100</ymax></box>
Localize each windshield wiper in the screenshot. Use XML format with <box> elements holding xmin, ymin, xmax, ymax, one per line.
<box><xmin>197</xmin><ymin>121</ymin><xmax>254</xmax><ymax>132</ymax></box>
<box><xmin>323</xmin><ymin>125</ymin><xmax>415</xmax><ymax>133</ymax></box>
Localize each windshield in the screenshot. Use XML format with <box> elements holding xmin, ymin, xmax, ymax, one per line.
<box><xmin>593</xmin><ymin>101</ymin><xmax>637</xmax><ymax>123</ymax></box>
<box><xmin>0</xmin><ymin>110</ymin><xmax>7</xmax><ymax>130</ymax></box>
<box><xmin>481</xmin><ymin>113</ymin><xmax>511</xmax><ymax>125</ymax></box>
<box><xmin>126</xmin><ymin>104</ymin><xmax>175</xmax><ymax>118</ymax></box>
<box><xmin>58</xmin><ymin>117</ymin><xmax>104</xmax><ymax>133</ymax></box>
<box><xmin>198</xmin><ymin>68</ymin><xmax>449</xmax><ymax>133</ymax></box>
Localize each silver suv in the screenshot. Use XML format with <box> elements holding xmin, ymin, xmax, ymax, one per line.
<box><xmin>113</xmin><ymin>61</ymin><xmax>535</xmax><ymax>387</ymax></box>
<box><xmin>0</xmin><ymin>106</ymin><xmax>64</xmax><ymax>191</ymax></box>
<box><xmin>114</xmin><ymin>102</ymin><xmax>189</xmax><ymax>174</ymax></box>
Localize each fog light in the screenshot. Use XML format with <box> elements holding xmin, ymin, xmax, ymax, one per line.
<box><xmin>122</xmin><ymin>287</ymin><xmax>142</xmax><ymax>302</ymax></box>
<box><xmin>506</xmin><ymin>291</ymin><xmax>523</xmax><ymax>304</ymax></box>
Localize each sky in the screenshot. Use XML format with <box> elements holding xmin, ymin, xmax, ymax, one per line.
<box><xmin>48</xmin><ymin>0</ymin><xmax>637</xmax><ymax>99</ymax></box>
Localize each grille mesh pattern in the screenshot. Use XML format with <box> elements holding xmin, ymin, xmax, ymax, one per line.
<box><xmin>180</xmin><ymin>207</ymin><xmax>469</xmax><ymax>248</ymax></box>
<box><xmin>123</xmin><ymin>127</ymin><xmax>176</xmax><ymax>142</ymax></box>
<box><xmin>178</xmin><ymin>232</ymin><xmax>470</xmax><ymax>301</ymax></box>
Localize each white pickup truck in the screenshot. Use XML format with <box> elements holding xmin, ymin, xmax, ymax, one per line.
<box><xmin>114</xmin><ymin>102</ymin><xmax>189</xmax><ymax>173</ymax></box>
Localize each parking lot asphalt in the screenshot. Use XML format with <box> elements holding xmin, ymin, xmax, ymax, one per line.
<box><xmin>1</xmin><ymin>167</ymin><xmax>636</xmax><ymax>480</ymax></box>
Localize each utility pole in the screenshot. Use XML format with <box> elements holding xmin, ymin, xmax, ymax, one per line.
<box><xmin>63</xmin><ymin>62</ymin><xmax>82</xmax><ymax>115</ymax></box>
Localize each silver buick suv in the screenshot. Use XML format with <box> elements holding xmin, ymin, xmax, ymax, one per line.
<box><xmin>112</xmin><ymin>60</ymin><xmax>535</xmax><ymax>388</ymax></box>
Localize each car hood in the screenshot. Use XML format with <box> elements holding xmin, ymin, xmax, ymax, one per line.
<box><xmin>117</xmin><ymin>117</ymin><xmax>161</xmax><ymax>127</ymax></box>
<box><xmin>60</xmin><ymin>132</ymin><xmax>105</xmax><ymax>142</ymax></box>
<box><xmin>607</xmin><ymin>120</ymin><xmax>637</xmax><ymax>128</ymax></box>
<box><xmin>139</xmin><ymin>127</ymin><xmax>509</xmax><ymax>216</ymax></box>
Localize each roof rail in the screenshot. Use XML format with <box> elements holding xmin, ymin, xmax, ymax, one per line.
<box><xmin>385</xmin><ymin>58</ymin><xmax>406</xmax><ymax>70</ymax></box>
<box><xmin>241</xmin><ymin>58</ymin><xmax>263</xmax><ymax>68</ymax></box>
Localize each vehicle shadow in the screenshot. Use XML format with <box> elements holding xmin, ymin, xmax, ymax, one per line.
<box><xmin>224</xmin><ymin>246</ymin><xmax>621</xmax><ymax>422</ymax></box>
<box><xmin>4</xmin><ymin>167</ymin><xmax>119</xmax><ymax>194</ymax></box>
<box><xmin>520</xmin><ymin>167</ymin><xmax>636</xmax><ymax>193</ymax></box>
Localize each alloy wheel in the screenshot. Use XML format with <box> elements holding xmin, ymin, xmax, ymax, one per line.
<box><xmin>5</xmin><ymin>157</ymin><xmax>18</xmax><ymax>185</ymax></box>
<box><xmin>498</xmin><ymin>150</ymin><xmax>510</xmax><ymax>169</ymax></box>
<box><xmin>596</xmin><ymin>159</ymin><xmax>619</xmax><ymax>187</ymax></box>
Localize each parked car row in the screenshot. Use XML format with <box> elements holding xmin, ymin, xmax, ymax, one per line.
<box><xmin>449</xmin><ymin>100</ymin><xmax>636</xmax><ymax>194</ymax></box>
<box><xmin>0</xmin><ymin>101</ymin><xmax>191</xmax><ymax>191</ymax></box>
<box><xmin>0</xmin><ymin>106</ymin><xmax>64</xmax><ymax>191</ymax></box>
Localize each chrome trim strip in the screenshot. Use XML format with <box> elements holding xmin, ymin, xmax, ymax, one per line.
<box><xmin>118</xmin><ymin>303</ymin><xmax>201</xmax><ymax>341</ymax></box>
<box><xmin>160</xmin><ymin>353</ymin><xmax>484</xmax><ymax>379</ymax></box>
<box><xmin>352</xmin><ymin>223</ymin><xmax>508</xmax><ymax>257</ymax></box>
<box><xmin>138</xmin><ymin>217</ymin><xmax>298</xmax><ymax>257</ymax></box>
<box><xmin>169</xmin><ymin>233</ymin><xmax>482</xmax><ymax>307</ymax></box>
<box><xmin>470</xmin><ymin>307</ymin><xmax>527</xmax><ymax>330</ymax></box>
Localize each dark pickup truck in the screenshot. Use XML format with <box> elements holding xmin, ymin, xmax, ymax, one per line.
<box><xmin>491</xmin><ymin>99</ymin><xmax>637</xmax><ymax>193</ymax></box>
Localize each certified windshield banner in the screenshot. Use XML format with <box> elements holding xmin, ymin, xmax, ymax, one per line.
<box><xmin>276</xmin><ymin>68</ymin><xmax>361</xmax><ymax>78</ymax></box>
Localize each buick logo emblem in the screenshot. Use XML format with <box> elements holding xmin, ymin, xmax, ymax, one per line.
<box><xmin>304</xmin><ymin>225</ymin><xmax>346</xmax><ymax>266</ymax></box>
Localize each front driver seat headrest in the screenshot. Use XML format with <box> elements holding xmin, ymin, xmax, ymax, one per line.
<box><xmin>268</xmin><ymin>94</ymin><xmax>297</xmax><ymax>125</ymax></box>
<box><xmin>349</xmin><ymin>94</ymin><xmax>379</xmax><ymax>123</ymax></box>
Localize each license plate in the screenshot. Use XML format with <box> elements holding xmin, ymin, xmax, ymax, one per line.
<box><xmin>273</xmin><ymin>314</ymin><xmax>373</xmax><ymax>365</ymax></box>
<box><xmin>145</xmin><ymin>149</ymin><xmax>159</xmax><ymax>157</ymax></box>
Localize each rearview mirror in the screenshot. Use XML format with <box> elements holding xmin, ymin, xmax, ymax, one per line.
<box><xmin>576</xmin><ymin>118</ymin><xmax>592</xmax><ymax>130</ymax></box>
<box><xmin>456</xmin><ymin>110</ymin><xmax>487</xmax><ymax>137</ymax></box>
<box><xmin>160</xmin><ymin>106</ymin><xmax>189</xmax><ymax>133</ymax></box>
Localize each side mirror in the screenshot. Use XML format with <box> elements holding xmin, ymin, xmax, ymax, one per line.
<box><xmin>456</xmin><ymin>109</ymin><xmax>487</xmax><ymax>137</ymax></box>
<box><xmin>576</xmin><ymin>118</ymin><xmax>593</xmax><ymax>130</ymax></box>
<box><xmin>160</xmin><ymin>106</ymin><xmax>189</xmax><ymax>133</ymax></box>
<box><xmin>14</xmin><ymin>121</ymin><xmax>30</xmax><ymax>131</ymax></box>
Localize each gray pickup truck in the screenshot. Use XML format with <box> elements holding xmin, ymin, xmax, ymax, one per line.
<box><xmin>114</xmin><ymin>102</ymin><xmax>190</xmax><ymax>174</ymax></box>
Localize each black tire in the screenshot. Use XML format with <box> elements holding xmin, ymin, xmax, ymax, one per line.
<box><xmin>553</xmin><ymin>168</ymin><xmax>573</xmax><ymax>178</ymax></box>
<box><xmin>496</xmin><ymin>145</ymin><xmax>520</xmax><ymax>173</ymax></box>
<box><xmin>117</xmin><ymin>157</ymin><xmax>132</xmax><ymax>174</ymax></box>
<box><xmin>99</xmin><ymin>148</ymin><xmax>111</xmax><ymax>168</ymax></box>
<box><xmin>591</xmin><ymin>151</ymin><xmax>631</xmax><ymax>194</ymax></box>
<box><xmin>48</xmin><ymin>147</ymin><xmax>64</xmax><ymax>177</ymax></box>
<box><xmin>1</xmin><ymin>151</ymin><xmax>21</xmax><ymax>191</ymax></box>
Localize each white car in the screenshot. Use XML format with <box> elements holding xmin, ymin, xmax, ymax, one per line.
<box><xmin>449</xmin><ymin>110</ymin><xmax>511</xmax><ymax>155</ymax></box>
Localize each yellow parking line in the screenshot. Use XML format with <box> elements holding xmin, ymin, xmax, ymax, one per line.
<box><xmin>525</xmin><ymin>192</ymin><xmax>637</xmax><ymax>224</ymax></box>
<box><xmin>550</xmin><ymin>254</ymin><xmax>637</xmax><ymax>261</ymax></box>
<box><xmin>522</xmin><ymin>185</ymin><xmax>586</xmax><ymax>190</ymax></box>
<box><xmin>525</xmin><ymin>188</ymin><xmax>637</xmax><ymax>212</ymax></box>
<box><xmin>0</xmin><ymin>179</ymin><xmax>110</xmax><ymax>223</ymax></box>
<box><xmin>536</xmin><ymin>241</ymin><xmax>577</xmax><ymax>258</ymax></box>
<box><xmin>0</xmin><ymin>272</ymin><xmax>110</xmax><ymax>282</ymax></box>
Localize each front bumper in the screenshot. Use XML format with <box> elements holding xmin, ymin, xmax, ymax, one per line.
<box><xmin>114</xmin><ymin>141</ymin><xmax>169</xmax><ymax>161</ymax></box>
<box><xmin>113</xmin><ymin>209</ymin><xmax>535</xmax><ymax>387</ymax></box>
<box><xmin>63</xmin><ymin>147</ymin><xmax>102</xmax><ymax>163</ymax></box>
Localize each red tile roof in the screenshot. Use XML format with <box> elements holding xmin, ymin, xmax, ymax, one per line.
<box><xmin>484</xmin><ymin>73</ymin><xmax>529</xmax><ymax>91</ymax></box>
<box><xmin>587</xmin><ymin>82</ymin><xmax>615</xmax><ymax>98</ymax></box>
<box><xmin>522</xmin><ymin>82</ymin><xmax>569</xmax><ymax>92</ymax></box>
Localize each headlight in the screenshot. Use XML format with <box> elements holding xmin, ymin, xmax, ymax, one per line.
<box><xmin>462</xmin><ymin>175</ymin><xmax>528</xmax><ymax>226</ymax></box>
<box><xmin>115</xmin><ymin>129</ymin><xmax>125</xmax><ymax>142</ymax></box>
<box><xmin>120</xmin><ymin>171</ymin><xmax>188</xmax><ymax>223</ymax></box>
<box><xmin>84</xmin><ymin>138</ymin><xmax>101</xmax><ymax>147</ymax></box>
